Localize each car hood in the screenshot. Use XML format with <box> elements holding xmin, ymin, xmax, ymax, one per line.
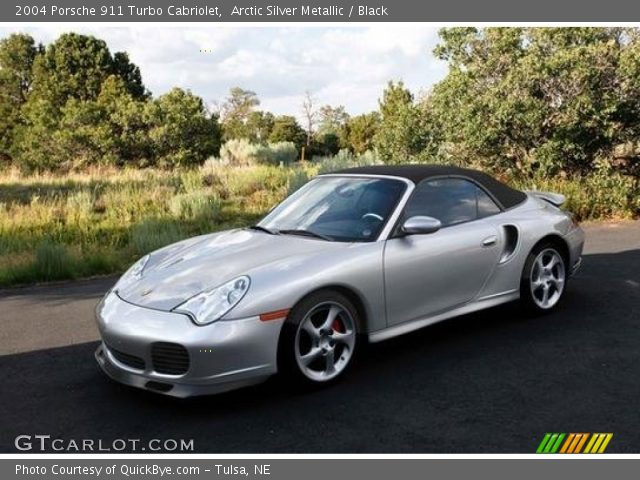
<box><xmin>116</xmin><ymin>229</ymin><xmax>345</xmax><ymax>311</ymax></box>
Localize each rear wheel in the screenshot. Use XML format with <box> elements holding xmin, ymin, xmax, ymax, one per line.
<box><xmin>520</xmin><ymin>243</ymin><xmax>567</xmax><ymax>313</ymax></box>
<box><xmin>278</xmin><ymin>290</ymin><xmax>359</xmax><ymax>386</ymax></box>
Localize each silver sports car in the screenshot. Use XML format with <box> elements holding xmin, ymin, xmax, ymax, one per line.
<box><xmin>95</xmin><ymin>165</ymin><xmax>584</xmax><ymax>397</ymax></box>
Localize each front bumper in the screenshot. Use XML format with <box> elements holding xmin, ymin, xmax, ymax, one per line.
<box><xmin>94</xmin><ymin>291</ymin><xmax>284</xmax><ymax>398</ymax></box>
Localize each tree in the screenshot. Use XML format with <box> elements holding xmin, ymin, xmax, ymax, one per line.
<box><xmin>245</xmin><ymin>110</ymin><xmax>274</xmax><ymax>143</ymax></box>
<box><xmin>317</xmin><ymin>105</ymin><xmax>349</xmax><ymax>137</ymax></box>
<box><xmin>12</xmin><ymin>33</ymin><xmax>150</xmax><ymax>170</ymax></box>
<box><xmin>112</xmin><ymin>51</ymin><xmax>148</xmax><ymax>99</ymax></box>
<box><xmin>147</xmin><ymin>88</ymin><xmax>221</xmax><ymax>167</ymax></box>
<box><xmin>268</xmin><ymin>115</ymin><xmax>306</xmax><ymax>150</ymax></box>
<box><xmin>0</xmin><ymin>33</ymin><xmax>39</xmax><ymax>160</ymax></box>
<box><xmin>14</xmin><ymin>76</ymin><xmax>147</xmax><ymax>171</ymax></box>
<box><xmin>314</xmin><ymin>132</ymin><xmax>341</xmax><ymax>156</ymax></box>
<box><xmin>344</xmin><ymin>112</ymin><xmax>380</xmax><ymax>154</ymax></box>
<box><xmin>374</xmin><ymin>81</ymin><xmax>430</xmax><ymax>163</ymax></box>
<box><xmin>54</xmin><ymin>98</ymin><xmax>114</xmax><ymax>169</ymax></box>
<box><xmin>23</xmin><ymin>33</ymin><xmax>146</xmax><ymax>108</ymax></box>
<box><xmin>220</xmin><ymin>87</ymin><xmax>260</xmax><ymax>140</ymax></box>
<box><xmin>97</xmin><ymin>75</ymin><xmax>151</xmax><ymax>165</ymax></box>
<box><xmin>28</xmin><ymin>33</ymin><xmax>116</xmax><ymax>108</ymax></box>
<box><xmin>1</xmin><ymin>31</ymin><xmax>227</xmax><ymax>171</ymax></box>
<box><xmin>315</xmin><ymin>105</ymin><xmax>350</xmax><ymax>155</ymax></box>
<box><xmin>301</xmin><ymin>90</ymin><xmax>319</xmax><ymax>146</ymax></box>
<box><xmin>10</xmin><ymin>96</ymin><xmax>57</xmax><ymax>170</ymax></box>
<box><xmin>429</xmin><ymin>27</ymin><xmax>640</xmax><ymax>174</ymax></box>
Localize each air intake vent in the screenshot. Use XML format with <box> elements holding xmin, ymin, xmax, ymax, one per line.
<box><xmin>500</xmin><ymin>224</ymin><xmax>519</xmax><ymax>263</ymax></box>
<box><xmin>108</xmin><ymin>345</ymin><xmax>145</xmax><ymax>370</ymax></box>
<box><xmin>151</xmin><ymin>342</ymin><xmax>190</xmax><ymax>375</ymax></box>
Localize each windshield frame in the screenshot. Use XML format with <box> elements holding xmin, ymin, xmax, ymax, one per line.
<box><xmin>257</xmin><ymin>174</ymin><xmax>414</xmax><ymax>243</ymax></box>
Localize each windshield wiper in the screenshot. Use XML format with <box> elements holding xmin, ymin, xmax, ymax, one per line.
<box><xmin>278</xmin><ymin>229</ymin><xmax>334</xmax><ymax>241</ymax></box>
<box><xmin>249</xmin><ymin>225</ymin><xmax>278</xmax><ymax>235</ymax></box>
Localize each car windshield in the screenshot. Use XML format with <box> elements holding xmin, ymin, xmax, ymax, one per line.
<box><xmin>258</xmin><ymin>176</ymin><xmax>406</xmax><ymax>242</ymax></box>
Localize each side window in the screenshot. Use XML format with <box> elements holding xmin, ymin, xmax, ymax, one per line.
<box><xmin>476</xmin><ymin>187</ymin><xmax>501</xmax><ymax>218</ymax></box>
<box><xmin>404</xmin><ymin>178</ymin><xmax>501</xmax><ymax>227</ymax></box>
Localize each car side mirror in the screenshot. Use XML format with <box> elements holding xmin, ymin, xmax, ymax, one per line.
<box><xmin>401</xmin><ymin>216</ymin><xmax>442</xmax><ymax>235</ymax></box>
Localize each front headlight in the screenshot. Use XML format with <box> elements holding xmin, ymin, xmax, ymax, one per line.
<box><xmin>114</xmin><ymin>254</ymin><xmax>150</xmax><ymax>291</ymax></box>
<box><xmin>174</xmin><ymin>276</ymin><xmax>251</xmax><ymax>325</ymax></box>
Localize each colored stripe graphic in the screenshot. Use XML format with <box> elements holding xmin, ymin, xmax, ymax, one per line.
<box><xmin>537</xmin><ymin>433</ymin><xmax>565</xmax><ymax>453</ymax></box>
<box><xmin>538</xmin><ymin>433</ymin><xmax>613</xmax><ymax>454</ymax></box>
<box><xmin>567</xmin><ymin>433</ymin><xmax>582</xmax><ymax>453</ymax></box>
<box><xmin>544</xmin><ymin>433</ymin><xmax>559</xmax><ymax>453</ymax></box>
<box><xmin>598</xmin><ymin>434</ymin><xmax>613</xmax><ymax>453</ymax></box>
<box><xmin>584</xmin><ymin>433</ymin><xmax>614</xmax><ymax>454</ymax></box>
<box><xmin>560</xmin><ymin>433</ymin><xmax>575</xmax><ymax>453</ymax></box>
<box><xmin>574</xmin><ymin>433</ymin><xmax>589</xmax><ymax>453</ymax></box>
<box><xmin>536</xmin><ymin>433</ymin><xmax>552</xmax><ymax>453</ymax></box>
<box><xmin>549</xmin><ymin>433</ymin><xmax>565</xmax><ymax>453</ymax></box>
<box><xmin>590</xmin><ymin>434</ymin><xmax>606</xmax><ymax>453</ymax></box>
<box><xmin>584</xmin><ymin>434</ymin><xmax>598</xmax><ymax>453</ymax></box>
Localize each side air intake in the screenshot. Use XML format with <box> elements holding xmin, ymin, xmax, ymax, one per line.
<box><xmin>500</xmin><ymin>225</ymin><xmax>519</xmax><ymax>264</ymax></box>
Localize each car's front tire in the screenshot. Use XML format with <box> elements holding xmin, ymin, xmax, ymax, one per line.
<box><xmin>278</xmin><ymin>290</ymin><xmax>360</xmax><ymax>387</ymax></box>
<box><xmin>520</xmin><ymin>242</ymin><xmax>567</xmax><ymax>313</ymax></box>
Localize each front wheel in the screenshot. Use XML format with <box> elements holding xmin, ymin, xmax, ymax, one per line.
<box><xmin>520</xmin><ymin>243</ymin><xmax>567</xmax><ymax>313</ymax></box>
<box><xmin>278</xmin><ymin>290</ymin><xmax>359</xmax><ymax>386</ymax></box>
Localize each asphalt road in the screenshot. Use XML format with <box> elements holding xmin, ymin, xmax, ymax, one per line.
<box><xmin>1</xmin><ymin>221</ymin><xmax>639</xmax><ymax>453</ymax></box>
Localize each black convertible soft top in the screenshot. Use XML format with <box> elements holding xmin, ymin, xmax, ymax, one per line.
<box><xmin>329</xmin><ymin>164</ymin><xmax>527</xmax><ymax>209</ymax></box>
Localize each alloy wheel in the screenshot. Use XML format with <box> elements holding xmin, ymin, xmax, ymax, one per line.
<box><xmin>294</xmin><ymin>301</ymin><xmax>356</xmax><ymax>382</ymax></box>
<box><xmin>530</xmin><ymin>248</ymin><xmax>566</xmax><ymax>309</ymax></box>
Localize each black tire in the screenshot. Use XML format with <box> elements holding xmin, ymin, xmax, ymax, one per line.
<box><xmin>278</xmin><ymin>289</ymin><xmax>360</xmax><ymax>387</ymax></box>
<box><xmin>520</xmin><ymin>242</ymin><xmax>568</xmax><ymax>314</ymax></box>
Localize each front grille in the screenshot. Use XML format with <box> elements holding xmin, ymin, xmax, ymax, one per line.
<box><xmin>108</xmin><ymin>345</ymin><xmax>145</xmax><ymax>370</ymax></box>
<box><xmin>151</xmin><ymin>342</ymin><xmax>190</xmax><ymax>375</ymax></box>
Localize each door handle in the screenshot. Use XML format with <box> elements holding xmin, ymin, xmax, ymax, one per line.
<box><xmin>482</xmin><ymin>235</ymin><xmax>498</xmax><ymax>247</ymax></box>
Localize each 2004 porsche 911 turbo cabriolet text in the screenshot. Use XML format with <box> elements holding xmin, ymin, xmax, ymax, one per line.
<box><xmin>95</xmin><ymin>165</ymin><xmax>584</xmax><ymax>397</ymax></box>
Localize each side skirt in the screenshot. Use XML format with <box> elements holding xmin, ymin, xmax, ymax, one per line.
<box><xmin>368</xmin><ymin>290</ymin><xmax>520</xmax><ymax>343</ymax></box>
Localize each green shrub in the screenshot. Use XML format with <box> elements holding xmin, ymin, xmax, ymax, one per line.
<box><xmin>219</xmin><ymin>139</ymin><xmax>260</xmax><ymax>166</ymax></box>
<box><xmin>257</xmin><ymin>142</ymin><xmax>298</xmax><ymax>166</ymax></box>
<box><xmin>287</xmin><ymin>169</ymin><xmax>309</xmax><ymax>195</ymax></box>
<box><xmin>219</xmin><ymin>139</ymin><xmax>298</xmax><ymax>166</ymax></box>
<box><xmin>315</xmin><ymin>149</ymin><xmax>381</xmax><ymax>174</ymax></box>
<box><xmin>510</xmin><ymin>160</ymin><xmax>639</xmax><ymax>220</ymax></box>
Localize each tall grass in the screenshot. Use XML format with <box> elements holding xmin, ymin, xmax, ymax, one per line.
<box><xmin>130</xmin><ymin>219</ymin><xmax>184</xmax><ymax>255</ymax></box>
<box><xmin>33</xmin><ymin>240</ymin><xmax>75</xmax><ymax>281</ymax></box>
<box><xmin>169</xmin><ymin>192</ymin><xmax>222</xmax><ymax>220</ymax></box>
<box><xmin>0</xmin><ymin>158</ymin><xmax>636</xmax><ymax>287</ymax></box>
<box><xmin>0</xmin><ymin>164</ymin><xmax>298</xmax><ymax>286</ymax></box>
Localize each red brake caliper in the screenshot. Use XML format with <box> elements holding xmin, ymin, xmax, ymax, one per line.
<box><xmin>331</xmin><ymin>316</ymin><xmax>345</xmax><ymax>333</ymax></box>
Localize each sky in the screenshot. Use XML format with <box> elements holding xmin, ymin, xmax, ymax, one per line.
<box><xmin>0</xmin><ymin>26</ymin><xmax>448</xmax><ymax>118</ymax></box>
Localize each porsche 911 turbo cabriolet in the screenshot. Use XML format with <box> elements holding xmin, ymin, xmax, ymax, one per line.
<box><xmin>95</xmin><ymin>165</ymin><xmax>584</xmax><ymax>397</ymax></box>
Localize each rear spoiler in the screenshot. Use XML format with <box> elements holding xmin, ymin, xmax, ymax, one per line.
<box><xmin>526</xmin><ymin>190</ymin><xmax>566</xmax><ymax>207</ymax></box>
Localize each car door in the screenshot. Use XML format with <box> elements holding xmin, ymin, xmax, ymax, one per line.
<box><xmin>383</xmin><ymin>177</ymin><xmax>502</xmax><ymax>326</ymax></box>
